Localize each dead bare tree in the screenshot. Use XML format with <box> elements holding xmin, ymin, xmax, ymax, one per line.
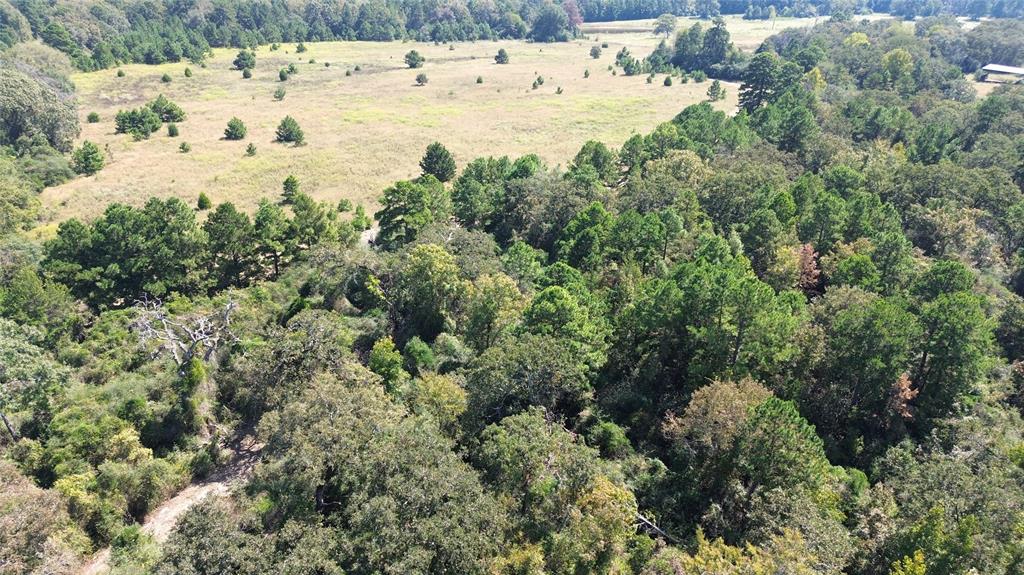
<box><xmin>131</xmin><ymin>297</ymin><xmax>240</xmax><ymax>375</ymax></box>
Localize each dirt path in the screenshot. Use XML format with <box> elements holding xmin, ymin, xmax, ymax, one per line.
<box><xmin>78</xmin><ymin>436</ymin><xmax>260</xmax><ymax>575</ymax></box>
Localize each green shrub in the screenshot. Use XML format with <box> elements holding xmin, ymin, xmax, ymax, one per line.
<box><xmin>296</xmin><ymin>42</ymin><xmax>307</xmax><ymax>53</ymax></box>
<box><xmin>275</xmin><ymin>116</ymin><xmax>304</xmax><ymax>144</ymax></box>
<box><xmin>71</xmin><ymin>141</ymin><xmax>104</xmax><ymax>175</ymax></box>
<box><xmin>242</xmin><ymin>68</ymin><xmax>252</xmax><ymax>79</ymax></box>
<box><xmin>197</xmin><ymin>192</ymin><xmax>211</xmax><ymax>210</ymax></box>
<box><xmin>416</xmin><ymin>72</ymin><xmax>428</xmax><ymax>85</ymax></box>
<box><xmin>279</xmin><ymin>69</ymin><xmax>289</xmax><ymax>81</ymax></box>
<box><xmin>273</xmin><ymin>87</ymin><xmax>286</xmax><ymax>101</ymax></box>
<box><xmin>179</xmin><ymin>142</ymin><xmax>191</xmax><ymax>153</ymax></box>
<box><xmin>245</xmin><ymin>143</ymin><xmax>257</xmax><ymax>156</ymax></box>
<box><xmin>405</xmin><ymin>50</ymin><xmax>425</xmax><ymax>68</ymax></box>
<box><xmin>476</xmin><ymin>75</ymin><xmax>483</xmax><ymax>83</ymax></box>
<box><xmin>495</xmin><ymin>48</ymin><xmax>509</xmax><ymax>64</ymax></box>
<box><xmin>87</xmin><ymin>112</ymin><xmax>100</xmax><ymax>123</ymax></box>
<box><xmin>590</xmin><ymin>46</ymin><xmax>601</xmax><ymax>58</ymax></box>
<box><xmin>160</xmin><ymin>73</ymin><xmax>171</xmax><ymax>83</ymax></box>
<box><xmin>337</xmin><ymin>198</ymin><xmax>353</xmax><ymax>212</ymax></box>
<box><xmin>233</xmin><ymin>50</ymin><xmax>256</xmax><ymax>70</ymax></box>
<box><xmin>664</xmin><ymin>75</ymin><xmax>673</xmax><ymax>86</ymax></box>
<box><xmin>167</xmin><ymin>123</ymin><xmax>179</xmax><ymax>137</ymax></box>
<box><xmin>184</xmin><ymin>67</ymin><xmax>192</xmax><ymax>77</ymax></box>
<box><xmin>354</xmin><ymin>65</ymin><xmax>361</xmax><ymax>71</ymax></box>
<box><xmin>584</xmin><ymin>69</ymin><xmax>590</xmax><ymax>78</ymax></box>
<box><xmin>116</xmin><ymin>68</ymin><xmax>125</xmax><ymax>77</ymax></box>
<box><xmin>345</xmin><ymin>69</ymin><xmax>352</xmax><ymax>76</ymax></box>
<box><xmin>223</xmin><ymin>117</ymin><xmax>247</xmax><ymax>140</ymax></box>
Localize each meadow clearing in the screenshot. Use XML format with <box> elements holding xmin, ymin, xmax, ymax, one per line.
<box><xmin>39</xmin><ymin>15</ymin><xmax>849</xmax><ymax>225</ymax></box>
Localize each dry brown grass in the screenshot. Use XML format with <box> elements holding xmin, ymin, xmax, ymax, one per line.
<box><xmin>40</xmin><ymin>15</ymin><xmax>824</xmax><ymax>226</ymax></box>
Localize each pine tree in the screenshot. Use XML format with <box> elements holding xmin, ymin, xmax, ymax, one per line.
<box><xmin>71</xmin><ymin>141</ymin><xmax>104</xmax><ymax>175</ymax></box>
<box><xmin>420</xmin><ymin>142</ymin><xmax>456</xmax><ymax>182</ymax></box>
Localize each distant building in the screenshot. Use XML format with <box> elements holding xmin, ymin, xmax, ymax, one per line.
<box><xmin>980</xmin><ymin>64</ymin><xmax>1024</xmax><ymax>83</ymax></box>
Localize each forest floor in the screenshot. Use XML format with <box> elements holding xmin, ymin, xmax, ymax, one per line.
<box><xmin>77</xmin><ymin>435</ymin><xmax>261</xmax><ymax>575</ymax></box>
<box><xmin>36</xmin><ymin>15</ymin><xmax>834</xmax><ymax>229</ymax></box>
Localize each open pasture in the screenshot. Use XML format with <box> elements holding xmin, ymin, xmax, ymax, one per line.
<box><xmin>40</xmin><ymin>15</ymin><xmax>830</xmax><ymax>224</ymax></box>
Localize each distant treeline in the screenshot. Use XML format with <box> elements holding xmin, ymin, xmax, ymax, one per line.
<box><xmin>0</xmin><ymin>0</ymin><xmax>1022</xmax><ymax>72</ymax></box>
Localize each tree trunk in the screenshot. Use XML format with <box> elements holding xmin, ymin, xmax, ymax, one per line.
<box><xmin>1</xmin><ymin>411</ymin><xmax>18</xmax><ymax>442</ymax></box>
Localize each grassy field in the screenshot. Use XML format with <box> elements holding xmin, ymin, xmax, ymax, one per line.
<box><xmin>40</xmin><ymin>15</ymin><xmax>849</xmax><ymax>225</ymax></box>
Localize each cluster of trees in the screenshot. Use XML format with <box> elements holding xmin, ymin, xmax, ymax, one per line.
<box><xmin>5</xmin><ymin>12</ymin><xmax>1024</xmax><ymax>575</ymax></box>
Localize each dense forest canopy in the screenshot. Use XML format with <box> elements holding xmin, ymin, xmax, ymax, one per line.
<box><xmin>4</xmin><ymin>3</ymin><xmax>1024</xmax><ymax>575</ymax></box>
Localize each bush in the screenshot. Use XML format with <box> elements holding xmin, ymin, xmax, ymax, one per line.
<box><xmin>346</xmin><ymin>69</ymin><xmax>352</xmax><ymax>76</ymax></box>
<box><xmin>224</xmin><ymin>117</ymin><xmax>247</xmax><ymax>140</ymax></box>
<box><xmin>87</xmin><ymin>112</ymin><xmax>100</xmax><ymax>123</ymax></box>
<box><xmin>536</xmin><ymin>75</ymin><xmax>544</xmax><ymax>85</ymax></box>
<box><xmin>556</xmin><ymin>86</ymin><xmax>563</xmax><ymax>94</ymax></box>
<box><xmin>161</xmin><ymin>73</ymin><xmax>171</xmax><ymax>83</ymax></box>
<box><xmin>116</xmin><ymin>69</ymin><xmax>125</xmax><ymax>77</ymax></box>
<box><xmin>184</xmin><ymin>67</ymin><xmax>192</xmax><ymax>77</ymax></box>
<box><xmin>275</xmin><ymin>116</ymin><xmax>304</xmax><ymax>144</ymax></box>
<box><xmin>601</xmin><ymin>42</ymin><xmax>609</xmax><ymax>48</ymax></box>
<box><xmin>354</xmin><ymin>65</ymin><xmax>361</xmax><ymax>71</ymax></box>
<box><xmin>115</xmin><ymin>108</ymin><xmax>162</xmax><ymax>139</ymax></box>
<box><xmin>273</xmin><ymin>87</ymin><xmax>286</xmax><ymax>101</ymax></box>
<box><xmin>664</xmin><ymin>76</ymin><xmax>673</xmax><ymax>86</ymax></box>
<box><xmin>416</xmin><ymin>72</ymin><xmax>428</xmax><ymax>85</ymax></box>
<box><xmin>287</xmin><ymin>63</ymin><xmax>298</xmax><ymax>74</ymax></box>
<box><xmin>282</xmin><ymin>174</ymin><xmax>299</xmax><ymax>202</ymax></box>
<box><xmin>692</xmin><ymin>69</ymin><xmax>707</xmax><ymax>82</ymax></box>
<box><xmin>148</xmin><ymin>94</ymin><xmax>185</xmax><ymax>122</ymax></box>
<box><xmin>179</xmin><ymin>142</ymin><xmax>191</xmax><ymax>153</ymax></box>
<box><xmin>279</xmin><ymin>69</ymin><xmax>289</xmax><ymax>81</ymax></box>
<box><xmin>495</xmin><ymin>48</ymin><xmax>509</xmax><ymax>64</ymax></box>
<box><xmin>584</xmin><ymin>69</ymin><xmax>590</xmax><ymax>78</ymax></box>
<box><xmin>296</xmin><ymin>42</ymin><xmax>307</xmax><ymax>53</ymax></box>
<box><xmin>242</xmin><ymin>68</ymin><xmax>252</xmax><ymax>79</ymax></box>
<box><xmin>233</xmin><ymin>50</ymin><xmax>256</xmax><ymax>70</ymax></box>
<box><xmin>590</xmin><ymin>46</ymin><xmax>601</xmax><ymax>58</ymax></box>
<box><xmin>405</xmin><ymin>50</ymin><xmax>425</xmax><ymax>68</ymax></box>
<box><xmin>338</xmin><ymin>198</ymin><xmax>353</xmax><ymax>212</ymax></box>
<box><xmin>245</xmin><ymin>143</ymin><xmax>257</xmax><ymax>156</ymax></box>
<box><xmin>271</xmin><ymin>43</ymin><xmax>280</xmax><ymax>51</ymax></box>
<box><xmin>71</xmin><ymin>141</ymin><xmax>104</xmax><ymax>175</ymax></box>
<box><xmin>420</xmin><ymin>142</ymin><xmax>456</xmax><ymax>182</ymax></box>
<box><xmin>476</xmin><ymin>75</ymin><xmax>483</xmax><ymax>83</ymax></box>
<box><xmin>197</xmin><ymin>193</ymin><xmax>211</xmax><ymax>210</ymax></box>
<box><xmin>167</xmin><ymin>123</ymin><xmax>179</xmax><ymax>137</ymax></box>
<box><xmin>324</xmin><ymin>62</ymin><xmax>330</xmax><ymax>67</ymax></box>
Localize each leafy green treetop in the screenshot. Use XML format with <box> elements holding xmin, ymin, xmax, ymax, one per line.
<box><xmin>420</xmin><ymin>142</ymin><xmax>456</xmax><ymax>182</ymax></box>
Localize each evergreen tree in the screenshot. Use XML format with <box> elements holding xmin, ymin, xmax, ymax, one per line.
<box><xmin>420</xmin><ymin>142</ymin><xmax>457</xmax><ymax>182</ymax></box>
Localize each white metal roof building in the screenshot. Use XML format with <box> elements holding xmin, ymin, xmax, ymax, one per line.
<box><xmin>981</xmin><ymin>63</ymin><xmax>1024</xmax><ymax>76</ymax></box>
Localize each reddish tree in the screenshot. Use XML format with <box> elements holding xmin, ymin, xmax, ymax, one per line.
<box><xmin>563</xmin><ymin>0</ymin><xmax>583</xmax><ymax>29</ymax></box>
<box><xmin>797</xmin><ymin>244</ymin><xmax>821</xmax><ymax>295</ymax></box>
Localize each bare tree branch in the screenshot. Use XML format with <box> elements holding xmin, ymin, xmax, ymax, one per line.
<box><xmin>131</xmin><ymin>297</ymin><xmax>240</xmax><ymax>374</ymax></box>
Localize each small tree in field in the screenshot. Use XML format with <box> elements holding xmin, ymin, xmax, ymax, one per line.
<box><xmin>234</xmin><ymin>50</ymin><xmax>256</xmax><ymax>70</ymax></box>
<box><xmin>197</xmin><ymin>193</ymin><xmax>212</xmax><ymax>210</ymax></box>
<box><xmin>161</xmin><ymin>73</ymin><xmax>172</xmax><ymax>83</ymax></box>
<box><xmin>664</xmin><ymin>75</ymin><xmax>673</xmax><ymax>86</ymax></box>
<box><xmin>416</xmin><ymin>72</ymin><xmax>428</xmax><ymax>86</ymax></box>
<box><xmin>72</xmin><ymin>141</ymin><xmax>104</xmax><ymax>175</ymax></box>
<box><xmin>590</xmin><ymin>45</ymin><xmax>601</xmax><ymax>59</ymax></box>
<box><xmin>495</xmin><ymin>48</ymin><xmax>509</xmax><ymax>64</ymax></box>
<box><xmin>282</xmin><ymin>175</ymin><xmax>300</xmax><ymax>203</ymax></box>
<box><xmin>420</xmin><ymin>142</ymin><xmax>456</xmax><ymax>182</ymax></box>
<box><xmin>654</xmin><ymin>13</ymin><xmax>677</xmax><ymax>37</ymax></box>
<box><xmin>242</xmin><ymin>68</ymin><xmax>252</xmax><ymax>79</ymax></box>
<box><xmin>296</xmin><ymin>42</ymin><xmax>307</xmax><ymax>53</ymax></box>
<box><xmin>405</xmin><ymin>50</ymin><xmax>425</xmax><ymax>68</ymax></box>
<box><xmin>275</xmin><ymin>116</ymin><xmax>304</xmax><ymax>144</ymax></box>
<box><xmin>224</xmin><ymin>117</ymin><xmax>247</xmax><ymax>140</ymax></box>
<box><xmin>279</xmin><ymin>69</ymin><xmax>289</xmax><ymax>81</ymax></box>
<box><xmin>707</xmin><ymin>79</ymin><xmax>725</xmax><ymax>101</ymax></box>
<box><xmin>274</xmin><ymin>87</ymin><xmax>286</xmax><ymax>101</ymax></box>
<box><xmin>246</xmin><ymin>143</ymin><xmax>257</xmax><ymax>156</ymax></box>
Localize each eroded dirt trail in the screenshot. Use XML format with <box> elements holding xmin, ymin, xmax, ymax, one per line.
<box><xmin>78</xmin><ymin>437</ymin><xmax>260</xmax><ymax>575</ymax></box>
